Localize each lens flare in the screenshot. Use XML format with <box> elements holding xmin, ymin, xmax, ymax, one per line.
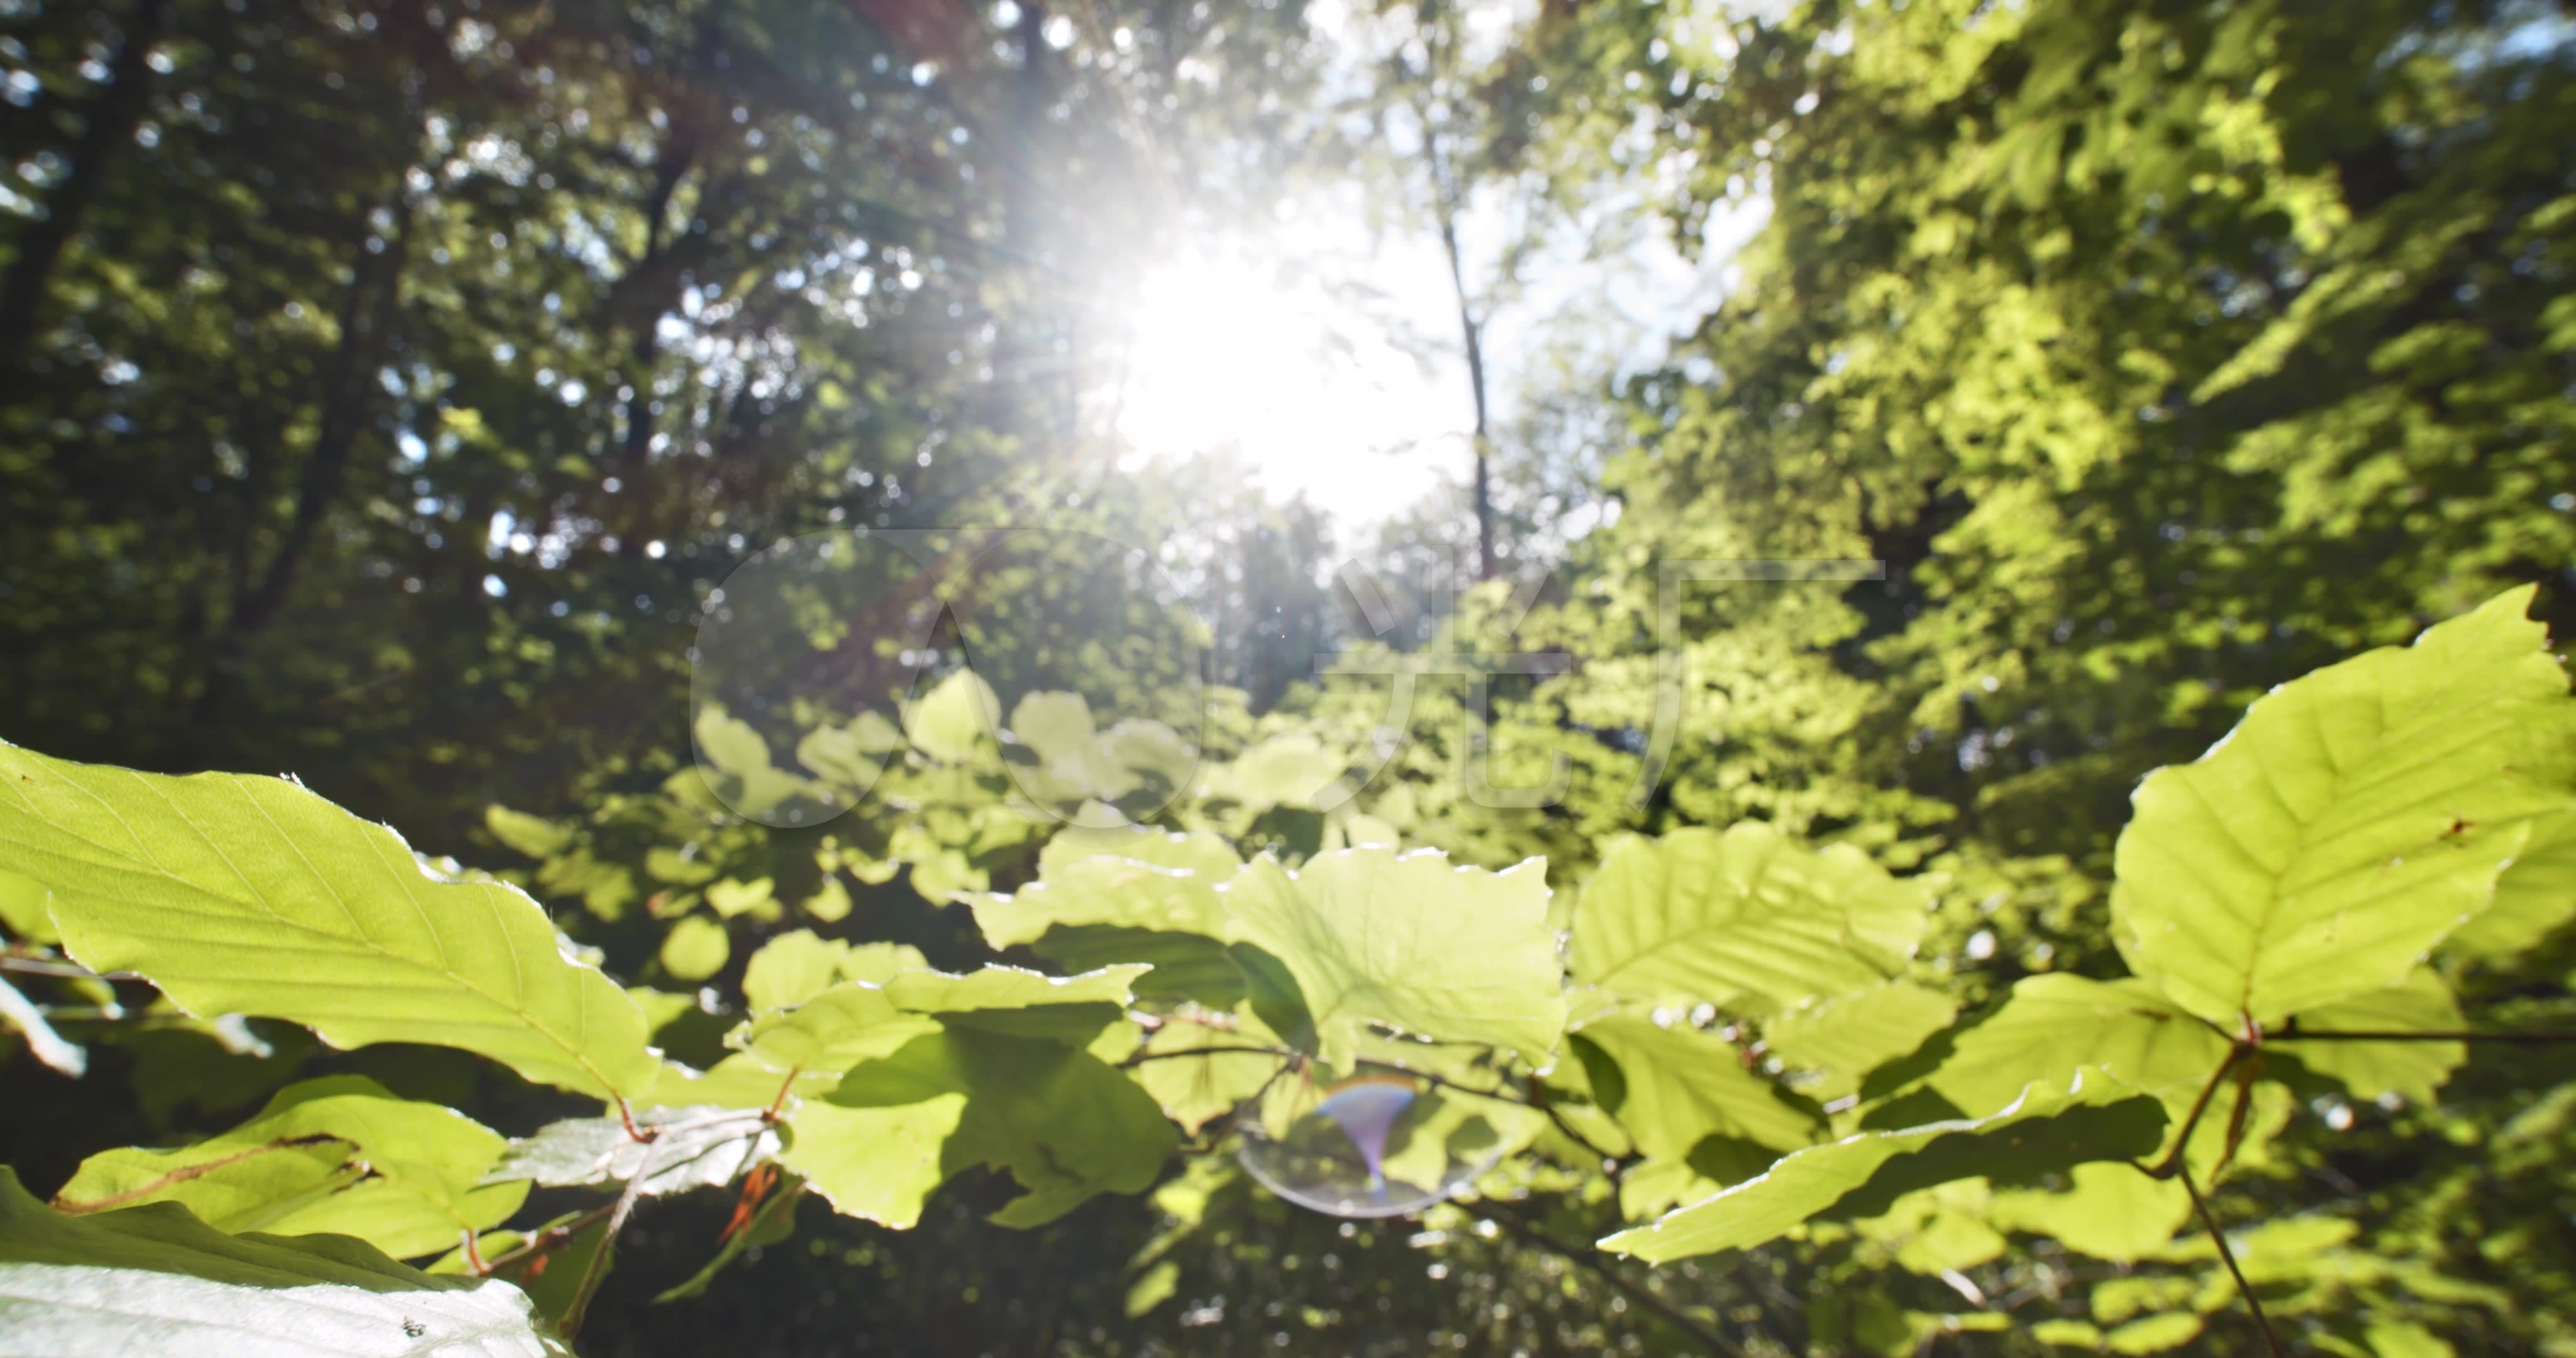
<box><xmin>1236</xmin><ymin>1074</ymin><xmax>1505</xmax><ymax>1218</ymax></box>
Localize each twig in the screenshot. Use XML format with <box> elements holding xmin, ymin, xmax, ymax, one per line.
<box><xmin>2138</xmin><ymin>1046</ymin><xmax>2242</xmax><ymax>1181</ymax></box>
<box><xmin>764</xmin><ymin>1066</ymin><xmax>802</xmax><ymax>1118</ymax></box>
<box><xmin>2178</xmin><ymin>1164</ymin><xmax>2287</xmax><ymax>1358</ymax></box>
<box><xmin>475</xmin><ymin>1202</ymin><xmax>619</xmax><ymax>1275</ymax></box>
<box><xmin>2212</xmin><ymin>1054</ymin><xmax>2260</xmax><ymax>1180</ymax></box>
<box><xmin>1485</xmin><ymin>1200</ymin><xmax>1744</xmax><ymax>1357</ymax></box>
<box><xmin>557</xmin><ymin>1134</ymin><xmax>661</xmax><ymax>1341</ymax></box>
<box><xmin>1119</xmin><ymin>1043</ymin><xmax>1298</xmax><ymax>1068</ymax></box>
<box><xmin>2267</xmin><ymin>1029</ymin><xmax>2576</xmax><ymax>1045</ymax></box>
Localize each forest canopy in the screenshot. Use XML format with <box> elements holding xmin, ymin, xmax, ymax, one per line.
<box><xmin>1</xmin><ymin>0</ymin><xmax>2573</xmax><ymax>1354</ymax></box>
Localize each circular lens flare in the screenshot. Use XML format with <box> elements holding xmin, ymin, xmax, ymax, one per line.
<box><xmin>1236</xmin><ymin>1074</ymin><xmax>1504</xmax><ymax>1218</ymax></box>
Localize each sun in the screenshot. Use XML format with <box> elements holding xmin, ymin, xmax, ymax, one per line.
<box><xmin>1109</xmin><ymin>236</ymin><xmax>1458</xmax><ymax>527</ymax></box>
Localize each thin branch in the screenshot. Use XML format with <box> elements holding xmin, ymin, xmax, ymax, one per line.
<box><xmin>475</xmin><ymin>1202</ymin><xmax>619</xmax><ymax>1276</ymax></box>
<box><xmin>558</xmin><ymin>1135</ymin><xmax>660</xmax><ymax>1341</ymax></box>
<box><xmin>2138</xmin><ymin>1046</ymin><xmax>2243</xmax><ymax>1181</ymax></box>
<box><xmin>1485</xmin><ymin>1201</ymin><xmax>1744</xmax><ymax>1357</ymax></box>
<box><xmin>1119</xmin><ymin>1044</ymin><xmax>1298</xmax><ymax>1068</ymax></box>
<box><xmin>2178</xmin><ymin>1165</ymin><xmax>2288</xmax><ymax>1358</ymax></box>
<box><xmin>2267</xmin><ymin>1029</ymin><xmax>2576</xmax><ymax>1045</ymax></box>
<box><xmin>2212</xmin><ymin>1055</ymin><xmax>2260</xmax><ymax>1180</ymax></box>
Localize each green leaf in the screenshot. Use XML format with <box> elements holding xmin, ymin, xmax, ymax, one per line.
<box><xmin>1762</xmin><ymin>980</ymin><xmax>1961</xmax><ymax>1101</ymax></box>
<box><xmin>0</xmin><ymin>1167</ymin><xmax>565</xmax><ymax>1355</ymax></box>
<box><xmin>777</xmin><ymin>1088</ymin><xmax>969</xmax><ymax>1228</ymax></box>
<box><xmin>1009</xmin><ymin>692</ymin><xmax>1140</xmax><ymax>800</ymax></box>
<box><xmin>638</xmin><ymin>1053</ymin><xmax>839</xmax><ymax>1112</ymax></box>
<box><xmin>692</xmin><ymin>709</ymin><xmax>808</xmax><ymax>817</ymax></box>
<box><xmin>660</xmin><ymin>915</ymin><xmax>731</xmax><ymax>983</ymax></box>
<box><xmin>1036</xmin><ymin>824</ymin><xmax>1240</xmax><ymax>881</ymax></box>
<box><xmin>796</xmin><ymin>712</ymin><xmax>904</xmax><ymax>785</ymax></box>
<box><xmin>730</xmin><ymin>982</ymin><xmax>943</xmax><ymax>1076</ymax></box>
<box><xmin>2446</xmin><ymin>811</ymin><xmax>2576</xmax><ymax>957</ymax></box>
<box><xmin>1931</xmin><ymin>975</ymin><xmax>2233</xmax><ymax>1132</ymax></box>
<box><xmin>705</xmin><ymin>877</ymin><xmax>774</xmax><ymax>919</ymax></box>
<box><xmin>905</xmin><ymin>670</ymin><xmax>1002</xmax><ymax>763</ymax></box>
<box><xmin>0</xmin><ymin>866</ymin><xmax>58</xmax><ymax>943</ymax></box>
<box><xmin>1599</xmin><ymin>1073</ymin><xmax>2167</xmax><ymax>1262</ymax></box>
<box><xmin>1127</xmin><ymin>1010</ymin><xmax>1289</xmax><ymax>1132</ymax></box>
<box><xmin>0</xmin><ymin>973</ymin><xmax>84</xmax><ymax>1076</ymax></box>
<box><xmin>879</xmin><ymin>964</ymin><xmax>1149</xmax><ymax>1044</ymax></box>
<box><xmin>1568</xmin><ymin>825</ymin><xmax>1933</xmax><ymax>1014</ymax></box>
<box><xmin>2103</xmin><ymin>1313</ymin><xmax>2205</xmax><ymax>1354</ymax></box>
<box><xmin>1575</xmin><ymin>1012</ymin><xmax>1823</xmax><ymax>1161</ymax></box>
<box><xmin>2279</xmin><ymin>968</ymin><xmax>2466</xmax><ymax>1103</ymax></box>
<box><xmin>826</xmin><ymin>1029</ymin><xmax>1179</xmax><ymax>1227</ymax></box>
<box><xmin>741</xmin><ymin>930</ymin><xmax>850</xmax><ymax>1011</ymax></box>
<box><xmin>967</xmin><ymin>854</ymin><xmax>1232</xmax><ymax>950</ymax></box>
<box><xmin>1987</xmin><ymin>1161</ymin><xmax>2190</xmax><ymax>1262</ymax></box>
<box><xmin>490</xmin><ymin>1105</ymin><xmax>777</xmax><ymax>1198</ymax></box>
<box><xmin>2111</xmin><ymin>587</ymin><xmax>2576</xmax><ymax>1027</ymax></box>
<box><xmin>55</xmin><ymin>1076</ymin><xmax>525</xmax><ymax>1262</ymax></box>
<box><xmin>1124</xmin><ymin>1259</ymin><xmax>1181</xmax><ymax>1318</ymax></box>
<box><xmin>482</xmin><ymin>807</ymin><xmax>571</xmax><ymax>861</ymax></box>
<box><xmin>1028</xmin><ymin>927</ymin><xmax>1247</xmax><ymax>1007</ymax></box>
<box><xmin>1219</xmin><ymin>848</ymin><xmax>1565</xmax><ymax>1070</ymax></box>
<box><xmin>838</xmin><ymin>941</ymin><xmax>931</xmax><ymax>985</ymax></box>
<box><xmin>967</xmin><ymin>854</ymin><xmax>1243</xmax><ymax>1003</ymax></box>
<box><xmin>0</xmin><ymin>741</ymin><xmax>658</xmax><ymax>1101</ymax></box>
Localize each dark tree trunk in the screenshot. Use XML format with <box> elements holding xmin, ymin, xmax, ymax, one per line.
<box><xmin>0</xmin><ymin>0</ymin><xmax>167</xmax><ymax>393</ymax></box>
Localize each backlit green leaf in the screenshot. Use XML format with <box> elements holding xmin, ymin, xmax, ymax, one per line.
<box><xmin>905</xmin><ymin>670</ymin><xmax>1002</xmax><ymax>764</ymax></box>
<box><xmin>730</xmin><ymin>982</ymin><xmax>943</xmax><ymax>1076</ymax></box>
<box><xmin>0</xmin><ymin>742</ymin><xmax>657</xmax><ymax>1101</ymax></box>
<box><xmin>2446</xmin><ymin>812</ymin><xmax>2576</xmax><ymax>958</ymax></box>
<box><xmin>1601</xmin><ymin>1073</ymin><xmax>2166</xmax><ymax>1263</ymax></box>
<box><xmin>2279</xmin><ymin>968</ymin><xmax>2467</xmax><ymax>1103</ymax></box>
<box><xmin>2111</xmin><ymin>587</ymin><xmax>2576</xmax><ymax>1027</ymax></box>
<box><xmin>1219</xmin><ymin>847</ymin><xmax>1565</xmax><ymax>1069</ymax></box>
<box><xmin>880</xmin><ymin>963</ymin><xmax>1150</xmax><ymax>1044</ymax></box>
<box><xmin>55</xmin><ymin>1077</ymin><xmax>524</xmax><ymax>1262</ymax></box>
<box><xmin>1569</xmin><ymin>825</ymin><xmax>1932</xmax><ymax>1014</ymax></box>
<box><xmin>660</xmin><ymin>915</ymin><xmax>731</xmax><ymax>983</ymax></box>
<box><xmin>1576</xmin><ymin>1011</ymin><xmax>1822</xmax><ymax>1160</ymax></box>
<box><xmin>740</xmin><ymin>930</ymin><xmax>852</xmax><ymax>1011</ymax></box>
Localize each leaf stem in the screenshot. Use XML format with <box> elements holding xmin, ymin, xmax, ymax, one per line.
<box><xmin>2178</xmin><ymin>1164</ymin><xmax>2287</xmax><ymax>1358</ymax></box>
<box><xmin>2138</xmin><ymin>1046</ymin><xmax>2241</xmax><ymax>1181</ymax></box>
<box><xmin>475</xmin><ymin>1203</ymin><xmax>618</xmax><ymax>1275</ymax></box>
<box><xmin>2266</xmin><ymin>1029</ymin><xmax>2576</xmax><ymax>1044</ymax></box>
<box><xmin>558</xmin><ymin>1134</ymin><xmax>660</xmax><ymax>1341</ymax></box>
<box><xmin>1119</xmin><ymin>1043</ymin><xmax>1298</xmax><ymax>1068</ymax></box>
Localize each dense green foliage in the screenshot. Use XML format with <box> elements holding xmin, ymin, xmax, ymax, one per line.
<box><xmin>4</xmin><ymin>0</ymin><xmax>2574</xmax><ymax>1355</ymax></box>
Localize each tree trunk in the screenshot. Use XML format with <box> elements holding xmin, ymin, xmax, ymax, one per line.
<box><xmin>174</xmin><ymin>187</ymin><xmax>411</xmax><ymax>757</ymax></box>
<box><xmin>1428</xmin><ymin>129</ymin><xmax>1497</xmax><ymax>582</ymax></box>
<box><xmin>0</xmin><ymin>0</ymin><xmax>167</xmax><ymax>392</ymax></box>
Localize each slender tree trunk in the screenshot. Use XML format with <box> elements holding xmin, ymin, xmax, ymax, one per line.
<box><xmin>174</xmin><ymin>187</ymin><xmax>411</xmax><ymax>756</ymax></box>
<box><xmin>1428</xmin><ymin>130</ymin><xmax>1497</xmax><ymax>582</ymax></box>
<box><xmin>0</xmin><ymin>0</ymin><xmax>167</xmax><ymax>392</ymax></box>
